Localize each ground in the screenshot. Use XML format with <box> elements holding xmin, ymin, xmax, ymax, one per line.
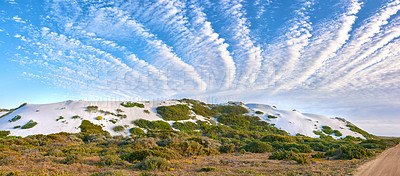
<box><xmin>0</xmin><ymin>152</ymin><xmax>367</xmax><ymax>176</ymax></box>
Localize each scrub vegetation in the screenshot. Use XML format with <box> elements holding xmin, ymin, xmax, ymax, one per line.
<box><xmin>0</xmin><ymin>99</ymin><xmax>397</xmax><ymax>175</ymax></box>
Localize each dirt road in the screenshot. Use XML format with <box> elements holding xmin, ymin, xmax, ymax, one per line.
<box><xmin>355</xmin><ymin>144</ymin><xmax>400</xmax><ymax>176</ymax></box>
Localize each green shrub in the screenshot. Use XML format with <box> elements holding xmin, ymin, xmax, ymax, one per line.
<box><xmin>72</xmin><ymin>115</ymin><xmax>81</xmax><ymax>119</ymax></box>
<box><xmin>311</xmin><ymin>152</ymin><xmax>325</xmax><ymax>158</ymax></box>
<box><xmin>56</xmin><ymin>116</ymin><xmax>64</xmax><ymax>121</ymax></box>
<box><xmin>346</xmin><ymin>124</ymin><xmax>376</xmax><ymax>139</ymax></box>
<box><xmin>133</xmin><ymin>119</ymin><xmax>172</xmax><ymax>130</ymax></box>
<box><xmin>86</xmin><ymin>106</ymin><xmax>99</xmax><ymax>113</ymax></box>
<box><xmin>96</xmin><ymin>116</ymin><xmax>103</xmax><ymax>120</ymax></box>
<box><xmin>109</xmin><ymin>119</ymin><xmax>118</xmax><ymax>124</ymax></box>
<box><xmin>8</xmin><ymin>115</ymin><xmax>21</xmax><ymax>122</ymax></box>
<box><xmin>0</xmin><ymin>131</ymin><xmax>10</xmax><ymax>137</ymax></box>
<box><xmin>113</xmin><ymin>125</ymin><xmax>125</xmax><ymax>132</ymax></box>
<box><xmin>267</xmin><ymin>115</ymin><xmax>278</xmax><ymax>119</ymax></box>
<box><xmin>255</xmin><ymin>111</ymin><xmax>264</xmax><ymax>114</ymax></box>
<box><xmin>211</xmin><ymin>105</ymin><xmax>248</xmax><ymax>115</ymax></box>
<box><xmin>61</xmin><ymin>155</ymin><xmax>80</xmax><ymax>164</ymax></box>
<box><xmin>143</xmin><ymin>110</ymin><xmax>150</xmax><ymax>114</ymax></box>
<box><xmin>333</xmin><ymin>130</ymin><xmax>342</xmax><ymax>137</ymax></box>
<box><xmin>172</xmin><ymin>122</ymin><xmax>199</xmax><ymax>132</ymax></box>
<box><xmin>219</xmin><ymin>143</ymin><xmax>235</xmax><ymax>153</ymax></box>
<box><xmin>262</xmin><ymin>134</ymin><xmax>296</xmax><ymax>143</ymax></box>
<box><xmin>271</xmin><ymin>142</ymin><xmax>313</xmax><ymax>153</ymax></box>
<box><xmin>79</xmin><ymin>120</ymin><xmax>104</xmax><ymax>134</ymax></box>
<box><xmin>116</xmin><ymin>109</ymin><xmax>124</xmax><ymax>113</ymax></box>
<box><xmin>321</xmin><ymin>126</ymin><xmax>333</xmax><ymax>135</ymax></box>
<box><xmin>156</xmin><ymin>104</ymin><xmax>191</xmax><ymax>121</ymax></box>
<box><xmin>201</xmin><ymin>167</ymin><xmax>216</xmax><ymax>172</ymax></box>
<box><xmin>13</xmin><ymin>125</ymin><xmax>21</xmax><ymax>129</ymax></box>
<box><xmin>137</xmin><ymin>156</ymin><xmax>170</xmax><ymax>171</ymax></box>
<box><xmin>98</xmin><ymin>155</ymin><xmax>123</xmax><ymax>166</ymax></box>
<box><xmin>21</xmin><ymin>120</ymin><xmax>38</xmax><ymax>129</ymax></box>
<box><xmin>121</xmin><ymin>102</ymin><xmax>145</xmax><ymax>108</ymax></box>
<box><xmin>240</xmin><ymin>141</ymin><xmax>273</xmax><ymax>153</ymax></box>
<box><xmin>325</xmin><ymin>145</ymin><xmax>374</xmax><ymax>159</ymax></box>
<box><xmin>269</xmin><ymin>150</ymin><xmax>310</xmax><ymax>164</ymax></box>
<box><xmin>130</xmin><ymin>128</ymin><xmax>145</xmax><ymax>136</ymax></box>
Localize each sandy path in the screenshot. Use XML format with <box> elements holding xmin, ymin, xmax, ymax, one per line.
<box><xmin>355</xmin><ymin>144</ymin><xmax>400</xmax><ymax>176</ymax></box>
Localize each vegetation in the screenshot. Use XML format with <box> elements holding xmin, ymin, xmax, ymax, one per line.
<box><xmin>333</xmin><ymin>130</ymin><xmax>343</xmax><ymax>137</ymax></box>
<box><xmin>96</xmin><ymin>116</ymin><xmax>103</xmax><ymax>120</ymax></box>
<box><xmin>347</xmin><ymin>124</ymin><xmax>376</xmax><ymax>139</ymax></box>
<box><xmin>133</xmin><ymin>119</ymin><xmax>173</xmax><ymax>130</ymax></box>
<box><xmin>0</xmin><ymin>130</ymin><xmax>10</xmax><ymax>137</ymax></box>
<box><xmin>0</xmin><ymin>103</ymin><xmax>27</xmax><ymax>119</ymax></box>
<box><xmin>72</xmin><ymin>115</ymin><xmax>81</xmax><ymax>119</ymax></box>
<box><xmin>156</xmin><ymin>104</ymin><xmax>192</xmax><ymax>121</ymax></box>
<box><xmin>268</xmin><ymin>115</ymin><xmax>278</xmax><ymax>119</ymax></box>
<box><xmin>143</xmin><ymin>110</ymin><xmax>150</xmax><ymax>114</ymax></box>
<box><xmin>129</xmin><ymin>127</ymin><xmax>145</xmax><ymax>136</ymax></box>
<box><xmin>21</xmin><ymin>120</ymin><xmax>38</xmax><ymax>129</ymax></box>
<box><xmin>172</xmin><ymin>122</ymin><xmax>199</xmax><ymax>133</ymax></box>
<box><xmin>113</xmin><ymin>125</ymin><xmax>125</xmax><ymax>132</ymax></box>
<box><xmin>8</xmin><ymin>115</ymin><xmax>21</xmax><ymax>122</ymax></box>
<box><xmin>0</xmin><ymin>99</ymin><xmax>396</xmax><ymax>175</ymax></box>
<box><xmin>86</xmin><ymin>106</ymin><xmax>99</xmax><ymax>113</ymax></box>
<box><xmin>121</xmin><ymin>102</ymin><xmax>145</xmax><ymax>108</ymax></box>
<box><xmin>255</xmin><ymin>111</ymin><xmax>264</xmax><ymax>114</ymax></box>
<box><xmin>211</xmin><ymin>105</ymin><xmax>248</xmax><ymax>115</ymax></box>
<box><xmin>321</xmin><ymin>126</ymin><xmax>333</xmax><ymax>135</ymax></box>
<box><xmin>56</xmin><ymin>116</ymin><xmax>64</xmax><ymax>121</ymax></box>
<box><xmin>79</xmin><ymin>120</ymin><xmax>105</xmax><ymax>134</ymax></box>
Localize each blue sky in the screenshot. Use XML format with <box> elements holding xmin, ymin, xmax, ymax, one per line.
<box><xmin>1</xmin><ymin>0</ymin><xmax>400</xmax><ymax>136</ymax></box>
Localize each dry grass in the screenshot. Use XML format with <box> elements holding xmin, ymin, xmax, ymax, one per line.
<box><xmin>0</xmin><ymin>152</ymin><xmax>368</xmax><ymax>176</ymax></box>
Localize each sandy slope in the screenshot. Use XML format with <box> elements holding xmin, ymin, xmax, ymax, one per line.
<box><xmin>0</xmin><ymin>100</ymin><xmax>365</xmax><ymax>138</ymax></box>
<box><xmin>356</xmin><ymin>144</ymin><xmax>400</xmax><ymax>176</ymax></box>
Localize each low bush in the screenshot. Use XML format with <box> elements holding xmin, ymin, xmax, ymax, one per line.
<box><xmin>98</xmin><ymin>155</ymin><xmax>124</xmax><ymax>166</ymax></box>
<box><xmin>130</xmin><ymin>128</ymin><xmax>145</xmax><ymax>136</ymax></box>
<box><xmin>109</xmin><ymin>119</ymin><xmax>118</xmax><ymax>124</ymax></box>
<box><xmin>255</xmin><ymin>111</ymin><xmax>264</xmax><ymax>114</ymax></box>
<box><xmin>267</xmin><ymin>115</ymin><xmax>278</xmax><ymax>119</ymax></box>
<box><xmin>311</xmin><ymin>152</ymin><xmax>325</xmax><ymax>158</ymax></box>
<box><xmin>121</xmin><ymin>102</ymin><xmax>145</xmax><ymax>108</ymax></box>
<box><xmin>86</xmin><ymin>106</ymin><xmax>99</xmax><ymax>113</ymax></box>
<box><xmin>21</xmin><ymin>120</ymin><xmax>38</xmax><ymax>129</ymax></box>
<box><xmin>113</xmin><ymin>125</ymin><xmax>125</xmax><ymax>132</ymax></box>
<box><xmin>240</xmin><ymin>141</ymin><xmax>273</xmax><ymax>153</ymax></box>
<box><xmin>156</xmin><ymin>104</ymin><xmax>191</xmax><ymax>121</ymax></box>
<box><xmin>61</xmin><ymin>155</ymin><xmax>80</xmax><ymax>164</ymax></box>
<box><xmin>172</xmin><ymin>122</ymin><xmax>199</xmax><ymax>132</ymax></box>
<box><xmin>0</xmin><ymin>131</ymin><xmax>10</xmax><ymax>137</ymax></box>
<box><xmin>79</xmin><ymin>120</ymin><xmax>104</xmax><ymax>134</ymax></box>
<box><xmin>137</xmin><ymin>156</ymin><xmax>170</xmax><ymax>171</ymax></box>
<box><xmin>346</xmin><ymin>124</ymin><xmax>376</xmax><ymax>139</ymax></box>
<box><xmin>269</xmin><ymin>150</ymin><xmax>311</xmax><ymax>164</ymax></box>
<box><xmin>56</xmin><ymin>116</ymin><xmax>64</xmax><ymax>121</ymax></box>
<box><xmin>72</xmin><ymin>115</ymin><xmax>81</xmax><ymax>119</ymax></box>
<box><xmin>321</xmin><ymin>126</ymin><xmax>333</xmax><ymax>135</ymax></box>
<box><xmin>325</xmin><ymin>145</ymin><xmax>374</xmax><ymax>159</ymax></box>
<box><xmin>211</xmin><ymin>105</ymin><xmax>248</xmax><ymax>115</ymax></box>
<box><xmin>96</xmin><ymin>116</ymin><xmax>103</xmax><ymax>120</ymax></box>
<box><xmin>219</xmin><ymin>143</ymin><xmax>235</xmax><ymax>153</ymax></box>
<box><xmin>201</xmin><ymin>167</ymin><xmax>216</xmax><ymax>172</ymax></box>
<box><xmin>13</xmin><ymin>126</ymin><xmax>21</xmax><ymax>129</ymax></box>
<box><xmin>271</xmin><ymin>142</ymin><xmax>313</xmax><ymax>153</ymax></box>
<box><xmin>8</xmin><ymin>115</ymin><xmax>21</xmax><ymax>122</ymax></box>
<box><xmin>143</xmin><ymin>110</ymin><xmax>150</xmax><ymax>114</ymax></box>
<box><xmin>333</xmin><ymin>130</ymin><xmax>342</xmax><ymax>137</ymax></box>
<box><xmin>133</xmin><ymin>119</ymin><xmax>172</xmax><ymax>130</ymax></box>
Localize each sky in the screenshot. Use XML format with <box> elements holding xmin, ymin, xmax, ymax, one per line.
<box><xmin>0</xmin><ymin>0</ymin><xmax>400</xmax><ymax>136</ymax></box>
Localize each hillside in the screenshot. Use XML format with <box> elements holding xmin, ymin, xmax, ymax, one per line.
<box><xmin>0</xmin><ymin>99</ymin><xmax>364</xmax><ymax>139</ymax></box>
